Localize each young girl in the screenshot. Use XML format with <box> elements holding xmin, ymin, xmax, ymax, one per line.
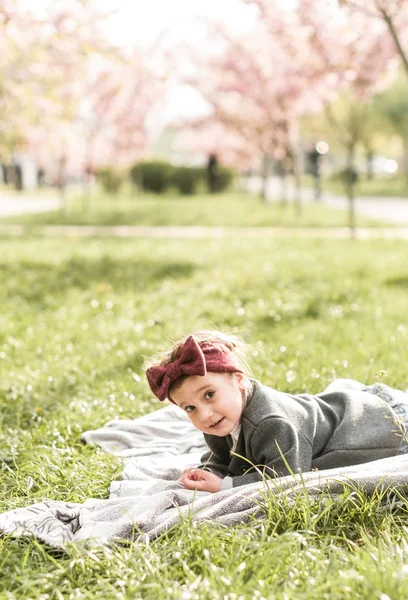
<box><xmin>145</xmin><ymin>331</ymin><xmax>408</xmax><ymax>493</ymax></box>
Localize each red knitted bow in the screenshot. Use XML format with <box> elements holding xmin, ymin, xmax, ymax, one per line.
<box><xmin>146</xmin><ymin>335</ymin><xmax>244</xmax><ymax>401</ymax></box>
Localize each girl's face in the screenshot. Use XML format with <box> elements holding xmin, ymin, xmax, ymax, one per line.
<box><xmin>171</xmin><ymin>371</ymin><xmax>246</xmax><ymax>436</ymax></box>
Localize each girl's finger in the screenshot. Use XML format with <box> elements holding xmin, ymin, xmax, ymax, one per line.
<box><xmin>189</xmin><ymin>469</ymin><xmax>205</xmax><ymax>480</ymax></box>
<box><xmin>183</xmin><ymin>479</ymin><xmax>205</xmax><ymax>491</ymax></box>
<box><xmin>180</xmin><ymin>472</ymin><xmax>197</xmax><ymax>483</ymax></box>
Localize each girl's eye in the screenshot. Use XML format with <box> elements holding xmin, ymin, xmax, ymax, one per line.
<box><xmin>185</xmin><ymin>406</ymin><xmax>195</xmax><ymax>413</ymax></box>
<box><xmin>204</xmin><ymin>391</ymin><xmax>214</xmax><ymax>400</ymax></box>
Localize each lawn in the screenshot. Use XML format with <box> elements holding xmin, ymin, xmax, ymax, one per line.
<box><xmin>303</xmin><ymin>174</ymin><xmax>408</xmax><ymax>199</ymax></box>
<box><xmin>1</xmin><ymin>234</ymin><xmax>408</xmax><ymax>599</ymax></box>
<box><xmin>2</xmin><ymin>188</ymin><xmax>385</xmax><ymax>228</ymax></box>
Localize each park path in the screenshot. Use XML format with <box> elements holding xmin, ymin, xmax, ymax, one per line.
<box><xmin>2</xmin><ymin>182</ymin><xmax>408</xmax><ymax>225</ymax></box>
<box><xmin>1</xmin><ymin>223</ymin><xmax>408</xmax><ymax>239</ymax></box>
<box><xmin>1</xmin><ymin>188</ymin><xmax>408</xmax><ymax>239</ymax></box>
<box><xmin>0</xmin><ymin>192</ymin><xmax>61</xmax><ymax>216</ymax></box>
<box><xmin>245</xmin><ymin>176</ymin><xmax>408</xmax><ymax>225</ymax></box>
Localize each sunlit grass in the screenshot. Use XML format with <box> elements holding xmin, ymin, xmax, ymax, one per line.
<box><xmin>2</xmin><ymin>187</ymin><xmax>385</xmax><ymax>227</ymax></box>
<box><xmin>303</xmin><ymin>174</ymin><xmax>408</xmax><ymax>198</ymax></box>
<box><xmin>1</xmin><ymin>235</ymin><xmax>408</xmax><ymax>598</ymax></box>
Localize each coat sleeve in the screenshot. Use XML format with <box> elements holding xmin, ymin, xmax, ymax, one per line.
<box><xmin>230</xmin><ymin>416</ymin><xmax>314</xmax><ymax>487</ymax></box>
<box><xmin>198</xmin><ymin>448</ymin><xmax>230</xmax><ymax>478</ymax></box>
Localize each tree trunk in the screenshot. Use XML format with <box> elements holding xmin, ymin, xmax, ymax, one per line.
<box><xmin>82</xmin><ymin>164</ymin><xmax>93</xmax><ymax>214</ymax></box>
<box><xmin>81</xmin><ymin>133</ymin><xmax>97</xmax><ymax>213</ymax></box>
<box><xmin>58</xmin><ymin>155</ymin><xmax>68</xmax><ymax>215</ymax></box>
<box><xmin>288</xmin><ymin>122</ymin><xmax>302</xmax><ymax>215</ymax></box>
<box><xmin>366</xmin><ymin>150</ymin><xmax>374</xmax><ymax>180</ymax></box>
<box><xmin>292</xmin><ymin>150</ymin><xmax>302</xmax><ymax>217</ymax></box>
<box><xmin>241</xmin><ymin>170</ymin><xmax>251</xmax><ymax>195</ymax></box>
<box><xmin>345</xmin><ymin>145</ymin><xmax>357</xmax><ymax>239</ymax></box>
<box><xmin>260</xmin><ymin>154</ymin><xmax>271</xmax><ymax>203</ymax></box>
<box><xmin>279</xmin><ymin>163</ymin><xmax>288</xmax><ymax>207</ymax></box>
<box><xmin>403</xmin><ymin>112</ymin><xmax>408</xmax><ymax>188</ymax></box>
<box><xmin>380</xmin><ymin>7</ymin><xmax>408</xmax><ymax>80</ymax></box>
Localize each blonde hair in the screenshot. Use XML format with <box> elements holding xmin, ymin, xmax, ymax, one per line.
<box><xmin>145</xmin><ymin>329</ymin><xmax>253</xmax><ymax>399</ymax></box>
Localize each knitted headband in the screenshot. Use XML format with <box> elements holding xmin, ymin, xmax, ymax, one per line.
<box><xmin>146</xmin><ymin>335</ymin><xmax>245</xmax><ymax>401</ymax></box>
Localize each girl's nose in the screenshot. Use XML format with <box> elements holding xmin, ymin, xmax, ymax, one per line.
<box><xmin>199</xmin><ymin>405</ymin><xmax>214</xmax><ymax>425</ymax></box>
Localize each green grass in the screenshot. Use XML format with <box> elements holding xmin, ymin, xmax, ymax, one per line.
<box><xmin>1</xmin><ymin>234</ymin><xmax>408</xmax><ymax>598</ymax></box>
<box><xmin>304</xmin><ymin>174</ymin><xmax>408</xmax><ymax>198</ymax></box>
<box><xmin>1</xmin><ymin>188</ymin><xmax>385</xmax><ymax>227</ymax></box>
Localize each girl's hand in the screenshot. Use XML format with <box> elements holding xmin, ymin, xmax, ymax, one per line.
<box><xmin>179</xmin><ymin>468</ymin><xmax>222</xmax><ymax>493</ymax></box>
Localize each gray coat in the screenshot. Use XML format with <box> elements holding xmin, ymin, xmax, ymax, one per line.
<box><xmin>199</xmin><ymin>378</ymin><xmax>406</xmax><ymax>488</ymax></box>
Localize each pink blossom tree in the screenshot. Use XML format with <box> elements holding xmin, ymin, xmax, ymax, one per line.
<box><xmin>80</xmin><ymin>54</ymin><xmax>163</xmax><ymax>175</ymax></box>
<box><xmin>297</xmin><ymin>0</ymin><xmax>397</xmax><ymax>234</ymax></box>
<box><xmin>340</xmin><ymin>0</ymin><xmax>408</xmax><ymax>78</ymax></box>
<box><xmin>244</xmin><ymin>0</ymin><xmax>398</xmax><ymax>234</ymax></box>
<box><xmin>180</xmin><ymin>18</ymin><xmax>323</xmax><ymax>211</ymax></box>
<box><xmin>1</xmin><ymin>0</ymin><xmax>111</xmax><ymax>198</ymax></box>
<box><xmin>0</xmin><ymin>1</ymin><xmax>46</xmax><ymax>166</ymax></box>
<box><xmin>2</xmin><ymin>0</ymin><xmax>164</xmax><ymax>211</ymax></box>
<box><xmin>239</xmin><ymin>0</ymin><xmax>339</xmax><ymax>205</ymax></box>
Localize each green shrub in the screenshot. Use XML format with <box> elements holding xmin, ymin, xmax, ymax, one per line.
<box><xmin>129</xmin><ymin>163</ymin><xmax>142</xmax><ymax>190</ymax></box>
<box><xmin>96</xmin><ymin>168</ymin><xmax>125</xmax><ymax>194</ymax></box>
<box><xmin>130</xmin><ymin>161</ymin><xmax>173</xmax><ymax>194</ymax></box>
<box><xmin>330</xmin><ymin>167</ymin><xmax>359</xmax><ymax>185</ymax></box>
<box><xmin>171</xmin><ymin>166</ymin><xmax>204</xmax><ymax>195</ymax></box>
<box><xmin>211</xmin><ymin>166</ymin><xmax>235</xmax><ymax>192</ymax></box>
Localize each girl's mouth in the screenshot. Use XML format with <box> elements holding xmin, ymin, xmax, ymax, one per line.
<box><xmin>210</xmin><ymin>417</ymin><xmax>224</xmax><ymax>429</ymax></box>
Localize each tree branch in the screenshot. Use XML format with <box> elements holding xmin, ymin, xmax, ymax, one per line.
<box><xmin>377</xmin><ymin>3</ymin><xmax>408</xmax><ymax>79</ymax></box>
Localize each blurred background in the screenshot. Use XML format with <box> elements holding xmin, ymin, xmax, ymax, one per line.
<box><xmin>1</xmin><ymin>0</ymin><xmax>407</xmax><ymax>221</ymax></box>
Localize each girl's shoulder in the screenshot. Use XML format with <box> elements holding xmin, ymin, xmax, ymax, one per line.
<box><xmin>244</xmin><ymin>379</ymin><xmax>297</xmax><ymax>420</ymax></box>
